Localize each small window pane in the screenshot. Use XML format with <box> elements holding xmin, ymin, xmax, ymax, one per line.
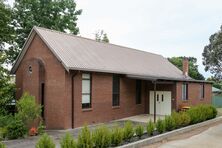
<box><xmin>82</xmin><ymin>95</ymin><xmax>90</xmax><ymax>103</ymax></box>
<box><xmin>82</xmin><ymin>80</ymin><xmax>90</xmax><ymax>93</ymax></box>
<box><xmin>82</xmin><ymin>73</ymin><xmax>91</xmax><ymax>109</ymax></box>
<box><xmin>112</xmin><ymin>74</ymin><xmax>120</xmax><ymax>106</ymax></box>
<box><xmin>82</xmin><ymin>73</ymin><xmax>90</xmax><ymax>79</ymax></box>
<box><xmin>182</xmin><ymin>83</ymin><xmax>188</xmax><ymax>100</ymax></box>
<box><xmin>200</xmin><ymin>84</ymin><xmax>204</xmax><ymax>99</ymax></box>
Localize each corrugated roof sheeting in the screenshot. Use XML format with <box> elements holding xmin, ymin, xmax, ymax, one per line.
<box><xmin>34</xmin><ymin>27</ymin><xmax>190</xmax><ymax>80</ymax></box>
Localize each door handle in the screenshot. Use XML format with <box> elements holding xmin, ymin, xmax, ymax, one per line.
<box><xmin>162</xmin><ymin>94</ymin><xmax>164</xmax><ymax>102</ymax></box>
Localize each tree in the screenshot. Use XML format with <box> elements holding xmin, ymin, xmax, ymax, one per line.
<box><xmin>0</xmin><ymin>1</ymin><xmax>15</xmax><ymax>115</ymax></box>
<box><xmin>0</xmin><ymin>53</ymin><xmax>15</xmax><ymax>115</ymax></box>
<box><xmin>95</xmin><ymin>30</ymin><xmax>109</xmax><ymax>43</ymax></box>
<box><xmin>0</xmin><ymin>0</ymin><xmax>14</xmax><ymax>51</ymax></box>
<box><xmin>203</xmin><ymin>25</ymin><xmax>222</xmax><ymax>80</ymax></box>
<box><xmin>207</xmin><ymin>76</ymin><xmax>222</xmax><ymax>89</ymax></box>
<box><xmin>168</xmin><ymin>57</ymin><xmax>205</xmax><ymax>80</ymax></box>
<box><xmin>6</xmin><ymin>0</ymin><xmax>82</xmax><ymax>64</ymax></box>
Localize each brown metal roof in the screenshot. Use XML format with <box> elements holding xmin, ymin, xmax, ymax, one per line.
<box><xmin>12</xmin><ymin>26</ymin><xmax>198</xmax><ymax>82</ymax></box>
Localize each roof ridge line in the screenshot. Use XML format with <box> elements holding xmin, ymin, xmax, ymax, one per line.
<box><xmin>33</xmin><ymin>26</ymin><xmax>162</xmax><ymax>57</ymax></box>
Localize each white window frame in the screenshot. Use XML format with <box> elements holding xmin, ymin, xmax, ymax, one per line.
<box><xmin>182</xmin><ymin>83</ymin><xmax>188</xmax><ymax>101</ymax></box>
<box><xmin>82</xmin><ymin>73</ymin><xmax>91</xmax><ymax>109</ymax></box>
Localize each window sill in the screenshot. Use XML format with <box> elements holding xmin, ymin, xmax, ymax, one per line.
<box><xmin>82</xmin><ymin>108</ymin><xmax>93</xmax><ymax>112</ymax></box>
<box><xmin>112</xmin><ymin>106</ymin><xmax>120</xmax><ymax>109</ymax></box>
<box><xmin>182</xmin><ymin>100</ymin><xmax>189</xmax><ymax>102</ymax></box>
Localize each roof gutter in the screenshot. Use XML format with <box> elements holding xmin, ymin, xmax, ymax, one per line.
<box><xmin>126</xmin><ymin>74</ymin><xmax>213</xmax><ymax>84</ymax></box>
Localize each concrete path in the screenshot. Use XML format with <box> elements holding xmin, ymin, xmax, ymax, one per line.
<box><xmin>159</xmin><ymin>123</ymin><xmax>222</xmax><ymax>148</ymax></box>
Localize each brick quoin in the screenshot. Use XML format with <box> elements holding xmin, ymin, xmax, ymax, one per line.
<box><xmin>15</xmin><ymin>34</ymin><xmax>212</xmax><ymax>129</ymax></box>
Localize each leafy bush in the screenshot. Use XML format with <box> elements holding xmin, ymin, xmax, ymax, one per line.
<box><xmin>36</xmin><ymin>133</ymin><xmax>55</xmax><ymax>148</ymax></box>
<box><xmin>92</xmin><ymin>125</ymin><xmax>111</xmax><ymax>148</ymax></box>
<box><xmin>110</xmin><ymin>127</ymin><xmax>123</xmax><ymax>146</ymax></box>
<box><xmin>179</xmin><ymin>112</ymin><xmax>190</xmax><ymax>127</ymax></box>
<box><xmin>77</xmin><ymin>125</ymin><xmax>93</xmax><ymax>148</ymax></box>
<box><xmin>6</xmin><ymin>118</ymin><xmax>27</xmax><ymax>139</ymax></box>
<box><xmin>0</xmin><ymin>115</ymin><xmax>14</xmax><ymax>128</ymax></box>
<box><xmin>146</xmin><ymin>120</ymin><xmax>155</xmax><ymax>136</ymax></box>
<box><xmin>60</xmin><ymin>133</ymin><xmax>77</xmax><ymax>148</ymax></box>
<box><xmin>37</xmin><ymin>121</ymin><xmax>45</xmax><ymax>135</ymax></box>
<box><xmin>164</xmin><ymin>115</ymin><xmax>176</xmax><ymax>131</ymax></box>
<box><xmin>0</xmin><ymin>142</ymin><xmax>6</xmax><ymax>148</ymax></box>
<box><xmin>0</xmin><ymin>127</ymin><xmax>7</xmax><ymax>140</ymax></box>
<box><xmin>172</xmin><ymin>111</ymin><xmax>190</xmax><ymax>128</ymax></box>
<box><xmin>187</xmin><ymin>104</ymin><xmax>217</xmax><ymax>124</ymax></box>
<box><xmin>123</xmin><ymin>121</ymin><xmax>134</xmax><ymax>141</ymax></box>
<box><xmin>134</xmin><ymin>125</ymin><xmax>144</xmax><ymax>139</ymax></box>
<box><xmin>156</xmin><ymin>119</ymin><xmax>165</xmax><ymax>134</ymax></box>
<box><xmin>16</xmin><ymin>92</ymin><xmax>41</xmax><ymax>127</ymax></box>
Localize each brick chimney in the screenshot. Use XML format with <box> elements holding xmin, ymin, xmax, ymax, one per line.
<box><xmin>183</xmin><ymin>57</ymin><xmax>189</xmax><ymax>77</ymax></box>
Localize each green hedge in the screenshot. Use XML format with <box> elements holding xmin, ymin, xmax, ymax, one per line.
<box><xmin>34</xmin><ymin>105</ymin><xmax>217</xmax><ymax>147</ymax></box>
<box><xmin>187</xmin><ymin>104</ymin><xmax>217</xmax><ymax>124</ymax></box>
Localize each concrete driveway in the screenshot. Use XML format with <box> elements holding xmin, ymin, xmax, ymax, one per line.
<box><xmin>159</xmin><ymin>123</ymin><xmax>222</xmax><ymax>148</ymax></box>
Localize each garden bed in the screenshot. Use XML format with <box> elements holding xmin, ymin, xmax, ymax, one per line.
<box><xmin>0</xmin><ymin>104</ymin><xmax>218</xmax><ymax>148</ymax></box>
<box><xmin>117</xmin><ymin>116</ymin><xmax>222</xmax><ymax>148</ymax></box>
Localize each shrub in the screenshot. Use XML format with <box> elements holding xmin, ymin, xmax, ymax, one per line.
<box><xmin>77</xmin><ymin>125</ymin><xmax>93</xmax><ymax>148</ymax></box>
<box><xmin>110</xmin><ymin>127</ymin><xmax>123</xmax><ymax>146</ymax></box>
<box><xmin>0</xmin><ymin>142</ymin><xmax>5</xmax><ymax>148</ymax></box>
<box><xmin>36</xmin><ymin>133</ymin><xmax>55</xmax><ymax>148</ymax></box>
<box><xmin>0</xmin><ymin>115</ymin><xmax>14</xmax><ymax>128</ymax></box>
<box><xmin>6</xmin><ymin>118</ymin><xmax>27</xmax><ymax>139</ymax></box>
<box><xmin>210</xmin><ymin>105</ymin><xmax>217</xmax><ymax>118</ymax></box>
<box><xmin>37</xmin><ymin>121</ymin><xmax>45</xmax><ymax>135</ymax></box>
<box><xmin>16</xmin><ymin>92</ymin><xmax>41</xmax><ymax>127</ymax></box>
<box><xmin>187</xmin><ymin>104</ymin><xmax>217</xmax><ymax>124</ymax></box>
<box><xmin>123</xmin><ymin>121</ymin><xmax>134</xmax><ymax>141</ymax></box>
<box><xmin>156</xmin><ymin>119</ymin><xmax>165</xmax><ymax>134</ymax></box>
<box><xmin>164</xmin><ymin>115</ymin><xmax>176</xmax><ymax>131</ymax></box>
<box><xmin>179</xmin><ymin>112</ymin><xmax>190</xmax><ymax>127</ymax></box>
<box><xmin>60</xmin><ymin>133</ymin><xmax>77</xmax><ymax>148</ymax></box>
<box><xmin>0</xmin><ymin>127</ymin><xmax>7</xmax><ymax>140</ymax></box>
<box><xmin>92</xmin><ymin>126</ymin><xmax>111</xmax><ymax>148</ymax></box>
<box><xmin>171</xmin><ymin>112</ymin><xmax>182</xmax><ymax>129</ymax></box>
<box><xmin>134</xmin><ymin>125</ymin><xmax>144</xmax><ymax>139</ymax></box>
<box><xmin>146</xmin><ymin>120</ymin><xmax>154</xmax><ymax>136</ymax></box>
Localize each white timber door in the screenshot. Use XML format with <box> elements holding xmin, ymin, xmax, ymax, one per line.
<box><xmin>149</xmin><ymin>91</ymin><xmax>172</xmax><ymax>115</ymax></box>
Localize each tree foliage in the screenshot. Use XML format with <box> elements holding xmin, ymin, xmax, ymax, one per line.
<box><xmin>0</xmin><ymin>53</ymin><xmax>15</xmax><ymax>115</ymax></box>
<box><xmin>203</xmin><ymin>25</ymin><xmax>222</xmax><ymax>80</ymax></box>
<box><xmin>168</xmin><ymin>56</ymin><xmax>205</xmax><ymax>80</ymax></box>
<box><xmin>207</xmin><ymin>76</ymin><xmax>222</xmax><ymax>89</ymax></box>
<box><xmin>0</xmin><ymin>0</ymin><xmax>14</xmax><ymax>51</ymax></box>
<box><xmin>6</xmin><ymin>0</ymin><xmax>82</xmax><ymax>64</ymax></box>
<box><xmin>95</xmin><ymin>30</ymin><xmax>109</xmax><ymax>43</ymax></box>
<box><xmin>16</xmin><ymin>92</ymin><xmax>41</xmax><ymax>127</ymax></box>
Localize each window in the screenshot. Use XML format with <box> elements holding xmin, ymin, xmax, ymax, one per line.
<box><xmin>82</xmin><ymin>73</ymin><xmax>91</xmax><ymax>109</ymax></box>
<box><xmin>182</xmin><ymin>83</ymin><xmax>188</xmax><ymax>101</ymax></box>
<box><xmin>200</xmin><ymin>84</ymin><xmax>205</xmax><ymax>99</ymax></box>
<box><xmin>112</xmin><ymin>74</ymin><xmax>120</xmax><ymax>106</ymax></box>
<box><xmin>136</xmin><ymin>80</ymin><xmax>142</xmax><ymax>104</ymax></box>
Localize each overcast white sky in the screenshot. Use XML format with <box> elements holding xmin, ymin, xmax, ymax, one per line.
<box><xmin>75</xmin><ymin>0</ymin><xmax>222</xmax><ymax>78</ymax></box>
<box><xmin>8</xmin><ymin>0</ymin><xmax>222</xmax><ymax>78</ymax></box>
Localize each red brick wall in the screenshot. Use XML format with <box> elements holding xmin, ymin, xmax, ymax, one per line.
<box><xmin>72</xmin><ymin>72</ymin><xmax>147</xmax><ymax>128</ymax></box>
<box><xmin>175</xmin><ymin>82</ymin><xmax>212</xmax><ymax>110</ymax></box>
<box><xmin>16</xmin><ymin>34</ymin><xmax>68</xmax><ymax>129</ymax></box>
